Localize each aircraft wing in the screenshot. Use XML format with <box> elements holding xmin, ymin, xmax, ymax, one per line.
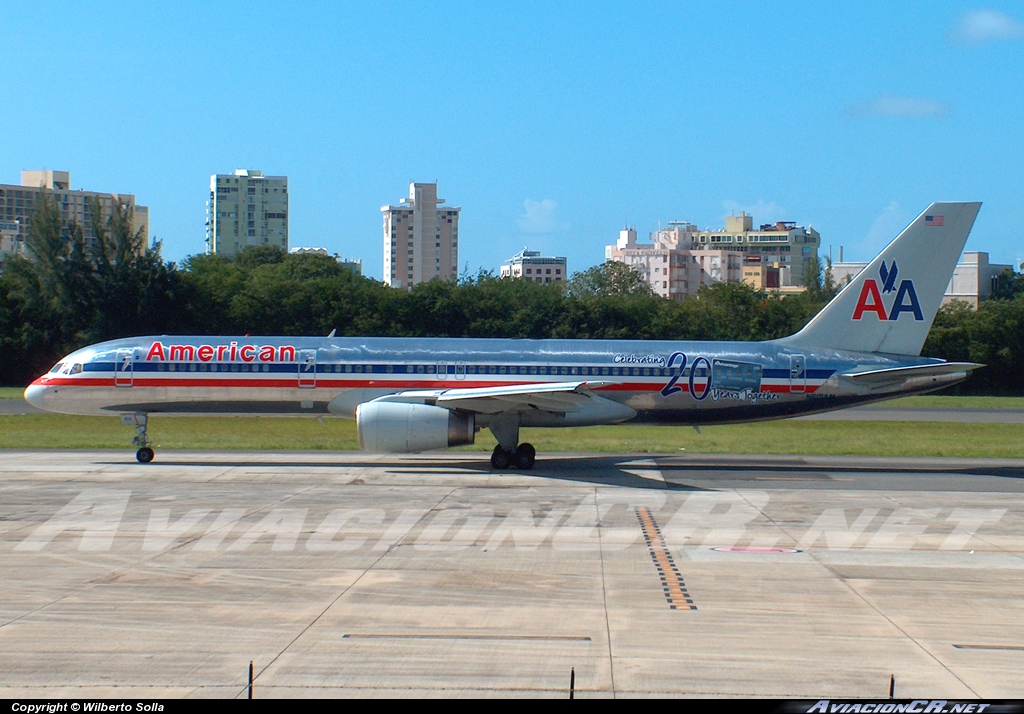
<box><xmin>375</xmin><ymin>381</ymin><xmax>617</xmax><ymax>415</ymax></box>
<box><xmin>840</xmin><ymin>362</ymin><xmax>984</xmax><ymax>384</ymax></box>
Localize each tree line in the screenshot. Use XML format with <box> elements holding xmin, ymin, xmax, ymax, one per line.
<box><xmin>2</xmin><ymin>194</ymin><xmax>1022</xmax><ymax>393</ymax></box>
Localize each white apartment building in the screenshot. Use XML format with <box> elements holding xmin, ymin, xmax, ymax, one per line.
<box><xmin>206</xmin><ymin>169</ymin><xmax>288</xmax><ymax>257</ymax></box>
<box><xmin>500</xmin><ymin>248</ymin><xmax>567</xmax><ymax>283</ymax></box>
<box><xmin>605</xmin><ymin>212</ymin><xmax>820</xmax><ymax>300</ymax></box>
<box><xmin>606</xmin><ymin>224</ymin><xmax>704</xmax><ymax>299</ymax></box>
<box><xmin>832</xmin><ymin>252</ymin><xmax>1013</xmax><ymax>309</ymax></box>
<box><xmin>382</xmin><ymin>182</ymin><xmax>459</xmax><ymax>288</ymax></box>
<box><xmin>0</xmin><ymin>170</ymin><xmax>149</xmax><ymax>261</ymax></box>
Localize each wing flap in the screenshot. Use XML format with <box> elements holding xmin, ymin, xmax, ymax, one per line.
<box><xmin>373</xmin><ymin>381</ymin><xmax>617</xmax><ymax>415</ymax></box>
<box><xmin>436</xmin><ymin>380</ymin><xmax>614</xmax><ymax>414</ymax></box>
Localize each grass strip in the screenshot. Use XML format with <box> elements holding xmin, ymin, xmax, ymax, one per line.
<box><xmin>2</xmin><ymin>414</ymin><xmax>1023</xmax><ymax>458</ymax></box>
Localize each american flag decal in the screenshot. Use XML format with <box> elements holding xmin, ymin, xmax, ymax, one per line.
<box><xmin>925</xmin><ymin>215</ymin><xmax>944</xmax><ymax>226</ymax></box>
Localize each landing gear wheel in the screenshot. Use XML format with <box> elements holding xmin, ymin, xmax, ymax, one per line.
<box><xmin>513</xmin><ymin>443</ymin><xmax>536</xmax><ymax>470</ymax></box>
<box><xmin>136</xmin><ymin>447</ymin><xmax>154</xmax><ymax>463</ymax></box>
<box><xmin>490</xmin><ymin>445</ymin><xmax>511</xmax><ymax>470</ymax></box>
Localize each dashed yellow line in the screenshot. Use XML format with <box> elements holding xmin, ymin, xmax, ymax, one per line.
<box><xmin>635</xmin><ymin>506</ymin><xmax>696</xmax><ymax>611</ymax></box>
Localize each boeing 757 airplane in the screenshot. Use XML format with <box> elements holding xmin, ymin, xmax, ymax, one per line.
<box><xmin>25</xmin><ymin>202</ymin><xmax>983</xmax><ymax>468</ymax></box>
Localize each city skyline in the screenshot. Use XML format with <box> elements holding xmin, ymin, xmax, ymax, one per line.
<box><xmin>2</xmin><ymin>3</ymin><xmax>1022</xmax><ymax>279</ymax></box>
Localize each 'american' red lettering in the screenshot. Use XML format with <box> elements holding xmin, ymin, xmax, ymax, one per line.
<box><xmin>144</xmin><ymin>341</ymin><xmax>297</xmax><ymax>362</ymax></box>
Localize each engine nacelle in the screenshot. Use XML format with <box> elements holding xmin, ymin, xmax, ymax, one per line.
<box><xmin>356</xmin><ymin>401</ymin><xmax>475</xmax><ymax>453</ymax></box>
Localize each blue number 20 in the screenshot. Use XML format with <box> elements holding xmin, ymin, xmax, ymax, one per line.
<box><xmin>660</xmin><ymin>351</ymin><xmax>687</xmax><ymax>397</ymax></box>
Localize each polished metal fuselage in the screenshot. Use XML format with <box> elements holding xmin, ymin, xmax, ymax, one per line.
<box><xmin>25</xmin><ymin>335</ymin><xmax>964</xmax><ymax>426</ymax></box>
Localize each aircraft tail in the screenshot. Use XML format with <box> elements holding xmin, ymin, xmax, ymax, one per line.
<box><xmin>781</xmin><ymin>202</ymin><xmax>981</xmax><ymax>356</ymax></box>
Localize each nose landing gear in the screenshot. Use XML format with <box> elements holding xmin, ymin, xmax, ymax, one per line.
<box><xmin>121</xmin><ymin>414</ymin><xmax>154</xmax><ymax>463</ymax></box>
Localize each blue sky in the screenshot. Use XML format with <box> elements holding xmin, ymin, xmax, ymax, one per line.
<box><xmin>2</xmin><ymin>2</ymin><xmax>1022</xmax><ymax>278</ymax></box>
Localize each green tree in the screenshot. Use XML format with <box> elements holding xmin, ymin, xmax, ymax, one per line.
<box><xmin>0</xmin><ymin>193</ymin><xmax>182</xmax><ymax>383</ymax></box>
<box><xmin>565</xmin><ymin>261</ymin><xmax>653</xmax><ymax>299</ymax></box>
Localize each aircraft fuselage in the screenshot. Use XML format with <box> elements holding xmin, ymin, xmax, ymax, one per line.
<box><xmin>25</xmin><ymin>335</ymin><xmax>965</xmax><ymax>426</ymax></box>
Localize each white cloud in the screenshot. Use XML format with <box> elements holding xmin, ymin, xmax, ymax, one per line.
<box><xmin>518</xmin><ymin>198</ymin><xmax>566</xmax><ymax>234</ymax></box>
<box><xmin>721</xmin><ymin>199</ymin><xmax>788</xmax><ymax>226</ymax></box>
<box><xmin>950</xmin><ymin>8</ymin><xmax>1024</xmax><ymax>45</ymax></box>
<box><xmin>861</xmin><ymin>201</ymin><xmax>914</xmax><ymax>258</ymax></box>
<box><xmin>847</xmin><ymin>94</ymin><xmax>949</xmax><ymax>118</ymax></box>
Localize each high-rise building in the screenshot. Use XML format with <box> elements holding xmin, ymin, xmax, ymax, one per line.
<box><xmin>206</xmin><ymin>169</ymin><xmax>288</xmax><ymax>257</ymax></box>
<box><xmin>0</xmin><ymin>170</ymin><xmax>149</xmax><ymax>262</ymax></box>
<box><xmin>606</xmin><ymin>212</ymin><xmax>820</xmax><ymax>300</ymax></box>
<box><xmin>382</xmin><ymin>182</ymin><xmax>459</xmax><ymax>288</ymax></box>
<box><xmin>500</xmin><ymin>248</ymin><xmax>567</xmax><ymax>283</ymax></box>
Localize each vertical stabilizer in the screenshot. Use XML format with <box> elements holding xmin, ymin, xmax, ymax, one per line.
<box><xmin>782</xmin><ymin>202</ymin><xmax>981</xmax><ymax>355</ymax></box>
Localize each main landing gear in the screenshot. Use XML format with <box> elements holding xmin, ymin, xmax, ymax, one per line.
<box><xmin>121</xmin><ymin>413</ymin><xmax>154</xmax><ymax>463</ymax></box>
<box><xmin>487</xmin><ymin>415</ymin><xmax>535</xmax><ymax>470</ymax></box>
<box><xmin>490</xmin><ymin>443</ymin><xmax>536</xmax><ymax>470</ymax></box>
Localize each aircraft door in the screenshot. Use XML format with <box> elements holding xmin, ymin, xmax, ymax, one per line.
<box><xmin>437</xmin><ymin>362</ymin><xmax>448</xmax><ymax>380</ymax></box>
<box><xmin>789</xmin><ymin>354</ymin><xmax>806</xmax><ymax>393</ymax></box>
<box><xmin>298</xmin><ymin>350</ymin><xmax>317</xmax><ymax>389</ymax></box>
<box><xmin>115</xmin><ymin>349</ymin><xmax>134</xmax><ymax>388</ymax></box>
<box><xmin>455</xmin><ymin>362</ymin><xmax>466</xmax><ymax>380</ymax></box>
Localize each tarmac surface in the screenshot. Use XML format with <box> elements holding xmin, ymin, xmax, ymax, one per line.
<box><xmin>2</xmin><ymin>449</ymin><xmax>1024</xmax><ymax>698</ymax></box>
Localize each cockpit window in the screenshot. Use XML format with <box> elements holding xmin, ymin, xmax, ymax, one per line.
<box><xmin>70</xmin><ymin>364</ymin><xmax>83</xmax><ymax>375</ymax></box>
<box><xmin>49</xmin><ymin>363</ymin><xmax>64</xmax><ymax>374</ymax></box>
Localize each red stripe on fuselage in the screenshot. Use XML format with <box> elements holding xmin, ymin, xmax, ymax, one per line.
<box><xmin>33</xmin><ymin>376</ymin><xmax>821</xmax><ymax>394</ymax></box>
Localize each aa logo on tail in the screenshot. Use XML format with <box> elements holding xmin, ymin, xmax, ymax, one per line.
<box><xmin>852</xmin><ymin>260</ymin><xmax>924</xmax><ymax>321</ymax></box>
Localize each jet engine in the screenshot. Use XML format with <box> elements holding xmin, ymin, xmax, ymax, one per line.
<box><xmin>357</xmin><ymin>401</ymin><xmax>475</xmax><ymax>453</ymax></box>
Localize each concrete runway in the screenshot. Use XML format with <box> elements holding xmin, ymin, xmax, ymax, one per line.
<box><xmin>2</xmin><ymin>450</ymin><xmax>1024</xmax><ymax>699</ymax></box>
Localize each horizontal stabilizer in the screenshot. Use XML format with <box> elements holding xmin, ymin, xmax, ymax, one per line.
<box><xmin>840</xmin><ymin>362</ymin><xmax>984</xmax><ymax>383</ymax></box>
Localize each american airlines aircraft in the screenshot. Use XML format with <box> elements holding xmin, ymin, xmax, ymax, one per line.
<box><xmin>25</xmin><ymin>202</ymin><xmax>983</xmax><ymax>468</ymax></box>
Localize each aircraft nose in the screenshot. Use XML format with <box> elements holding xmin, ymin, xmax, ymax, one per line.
<box><xmin>24</xmin><ymin>383</ymin><xmax>46</xmax><ymax>410</ymax></box>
